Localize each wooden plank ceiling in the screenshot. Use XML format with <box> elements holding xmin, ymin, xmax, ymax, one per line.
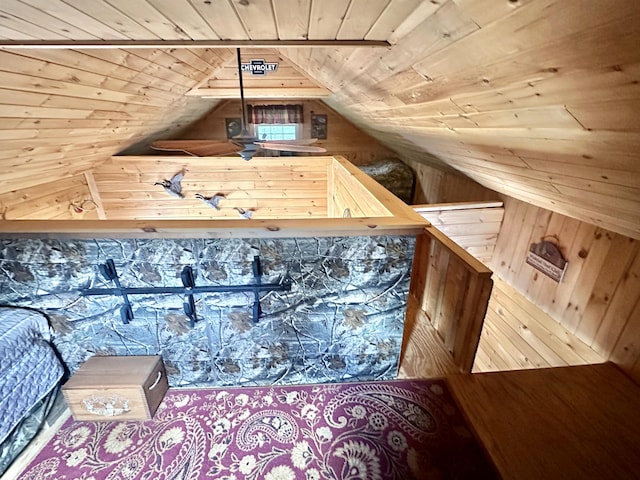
<box><xmin>186</xmin><ymin>48</ymin><xmax>330</xmax><ymax>98</ymax></box>
<box><xmin>0</xmin><ymin>0</ymin><xmax>638</xmax><ymax>239</ymax></box>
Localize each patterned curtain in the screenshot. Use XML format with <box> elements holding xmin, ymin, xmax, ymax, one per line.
<box><xmin>248</xmin><ymin>104</ymin><xmax>304</xmax><ymax>124</ymax></box>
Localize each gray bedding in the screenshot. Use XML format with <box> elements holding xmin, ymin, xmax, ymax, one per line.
<box><xmin>0</xmin><ymin>307</ymin><xmax>64</xmax><ymax>445</ymax></box>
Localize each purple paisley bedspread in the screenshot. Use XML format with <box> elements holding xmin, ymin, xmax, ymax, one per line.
<box><xmin>19</xmin><ymin>380</ymin><xmax>495</xmax><ymax>479</ymax></box>
<box><xmin>0</xmin><ymin>307</ymin><xmax>64</xmax><ymax>444</ymax></box>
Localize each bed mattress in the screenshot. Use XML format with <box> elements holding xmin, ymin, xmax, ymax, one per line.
<box><xmin>0</xmin><ymin>307</ymin><xmax>64</xmax><ymax>445</ymax></box>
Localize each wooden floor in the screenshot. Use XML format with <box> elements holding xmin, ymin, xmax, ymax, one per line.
<box><xmin>448</xmin><ymin>362</ymin><xmax>640</xmax><ymax>480</ymax></box>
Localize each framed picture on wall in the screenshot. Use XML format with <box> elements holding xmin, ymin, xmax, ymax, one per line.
<box><xmin>310</xmin><ymin>114</ymin><xmax>328</xmax><ymax>140</ymax></box>
<box><xmin>225</xmin><ymin>118</ymin><xmax>242</xmax><ymax>139</ymax></box>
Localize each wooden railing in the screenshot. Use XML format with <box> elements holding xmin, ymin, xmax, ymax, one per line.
<box><xmin>405</xmin><ymin>225</ymin><xmax>494</xmax><ymax>372</ymax></box>
<box><xmin>0</xmin><ymin>156</ymin><xmax>427</xmax><ymax>239</ymax></box>
<box><xmin>328</xmin><ymin>157</ymin><xmax>394</xmax><ymax>218</ymax></box>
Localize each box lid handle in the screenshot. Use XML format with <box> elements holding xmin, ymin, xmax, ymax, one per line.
<box><xmin>149</xmin><ymin>371</ymin><xmax>163</xmax><ymax>390</ymax></box>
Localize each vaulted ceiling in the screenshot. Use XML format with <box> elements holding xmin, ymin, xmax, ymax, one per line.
<box><xmin>0</xmin><ymin>0</ymin><xmax>638</xmax><ymax>238</ymax></box>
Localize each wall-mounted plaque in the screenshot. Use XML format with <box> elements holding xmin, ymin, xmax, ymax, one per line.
<box><xmin>225</xmin><ymin>118</ymin><xmax>242</xmax><ymax>139</ymax></box>
<box><xmin>526</xmin><ymin>239</ymin><xmax>569</xmax><ymax>282</ymax></box>
<box><xmin>311</xmin><ymin>113</ymin><xmax>327</xmax><ymax>140</ymax></box>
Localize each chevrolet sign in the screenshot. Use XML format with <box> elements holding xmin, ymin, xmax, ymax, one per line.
<box><xmin>241</xmin><ymin>59</ymin><xmax>279</xmax><ymax>76</ymax></box>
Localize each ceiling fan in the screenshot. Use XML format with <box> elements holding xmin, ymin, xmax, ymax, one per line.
<box><xmin>151</xmin><ymin>49</ymin><xmax>327</xmax><ymax>160</ymax></box>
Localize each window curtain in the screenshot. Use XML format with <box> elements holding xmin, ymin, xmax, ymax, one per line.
<box><xmin>248</xmin><ymin>104</ymin><xmax>303</xmax><ymax>124</ymax></box>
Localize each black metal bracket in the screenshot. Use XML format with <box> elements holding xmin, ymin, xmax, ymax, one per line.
<box><xmin>81</xmin><ymin>256</ymin><xmax>291</xmax><ymax>326</ymax></box>
<box><xmin>98</xmin><ymin>259</ymin><xmax>134</xmax><ymax>324</ymax></box>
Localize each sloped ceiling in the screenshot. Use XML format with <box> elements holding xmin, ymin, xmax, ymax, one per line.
<box><xmin>0</xmin><ymin>0</ymin><xmax>639</xmax><ymax>239</ymax></box>
<box><xmin>187</xmin><ymin>48</ymin><xmax>330</xmax><ymax>98</ymax></box>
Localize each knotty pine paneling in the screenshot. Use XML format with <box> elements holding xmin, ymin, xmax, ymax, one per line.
<box><xmin>330</xmin><ymin>158</ymin><xmax>392</xmax><ymax>218</ymax></box>
<box><xmin>0</xmin><ymin>173</ymin><xmax>98</xmax><ymax>220</ymax></box>
<box><xmin>0</xmin><ymin>0</ymin><xmax>637</xmax><ymax>373</ymax></box>
<box><xmin>282</xmin><ymin>0</ymin><xmax>640</xmax><ymax>240</ymax></box>
<box><xmin>406</xmin><ymin>225</ymin><xmax>493</xmax><ymax>374</ymax></box>
<box><xmin>0</xmin><ymin>0</ymin><xmax>638</xmax><ymax>237</ymax></box>
<box><xmin>0</xmin><ymin>47</ymin><xmax>229</xmax><ymax>201</ymax></box>
<box><xmin>475</xmin><ymin>277</ymin><xmax>604</xmax><ymax>373</ymax></box>
<box><xmin>398</xmin><ymin>294</ymin><xmax>460</xmax><ymax>379</ymax></box>
<box><xmin>0</xmin><ymin>0</ymin><xmax>409</xmax><ymax>43</ymax></box>
<box><xmin>486</xmin><ymin>196</ymin><xmax>640</xmax><ymax>382</ymax></box>
<box><xmin>187</xmin><ymin>48</ymin><xmax>330</xmax><ymax>98</ymax></box>
<box><xmin>92</xmin><ymin>156</ymin><xmax>330</xmax><ymax>220</ymax></box>
<box><xmin>414</xmin><ymin>203</ymin><xmax>504</xmax><ymax>265</ymax></box>
<box><xmin>401</xmin><ymin>156</ymin><xmax>500</xmax><ymax>205</ymax></box>
<box><xmin>182</xmin><ymin>99</ymin><xmax>398</xmax><ymax>166</ymax></box>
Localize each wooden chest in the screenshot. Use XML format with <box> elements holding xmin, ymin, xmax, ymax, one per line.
<box><xmin>62</xmin><ymin>355</ymin><xmax>169</xmax><ymax>421</ymax></box>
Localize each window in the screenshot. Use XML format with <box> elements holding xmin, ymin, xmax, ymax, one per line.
<box><xmin>254</xmin><ymin>123</ymin><xmax>298</xmax><ymax>141</ymax></box>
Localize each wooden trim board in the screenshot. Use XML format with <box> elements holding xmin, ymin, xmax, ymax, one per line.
<box><xmin>0</xmin><ymin>217</ymin><xmax>425</xmax><ymax>238</ymax></box>
<box><xmin>0</xmin><ymin>40</ymin><xmax>390</xmax><ymax>49</ymax></box>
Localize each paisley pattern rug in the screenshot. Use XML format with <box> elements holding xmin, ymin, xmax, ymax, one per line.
<box><xmin>18</xmin><ymin>380</ymin><xmax>495</xmax><ymax>479</ymax></box>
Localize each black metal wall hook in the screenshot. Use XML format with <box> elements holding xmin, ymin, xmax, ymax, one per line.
<box><xmin>98</xmin><ymin>258</ymin><xmax>134</xmax><ymax>324</ymax></box>
<box><xmin>181</xmin><ymin>265</ymin><xmax>197</xmax><ymax>327</ymax></box>
<box><xmin>82</xmin><ymin>257</ymin><xmax>291</xmax><ymax>326</ymax></box>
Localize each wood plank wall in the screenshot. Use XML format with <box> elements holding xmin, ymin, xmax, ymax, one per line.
<box><xmin>0</xmin><ymin>47</ymin><xmax>232</xmax><ymax>199</ymax></box>
<box><xmin>486</xmin><ymin>196</ymin><xmax>640</xmax><ymax>382</ymax></box>
<box><xmin>329</xmin><ymin>159</ymin><xmax>392</xmax><ymax>218</ymax></box>
<box><xmin>0</xmin><ymin>173</ymin><xmax>99</xmax><ymax>220</ymax></box>
<box><xmin>402</xmin><ymin>161</ymin><xmax>631</xmax><ymax>378</ymax></box>
<box><xmin>92</xmin><ymin>156</ymin><xmax>329</xmax><ymax>220</ymax></box>
<box><xmin>187</xmin><ymin>48</ymin><xmax>330</xmax><ymax>98</ymax></box>
<box><xmin>401</xmin><ymin>157</ymin><xmax>500</xmax><ymax>205</ymax></box>
<box><xmin>476</xmin><ymin>276</ymin><xmax>605</xmax><ymax>372</ymax></box>
<box><xmin>414</xmin><ymin>202</ymin><xmax>504</xmax><ymax>264</ymax></box>
<box><xmin>284</xmin><ymin>0</ymin><xmax>640</xmax><ymax>241</ymax></box>
<box><xmin>182</xmin><ymin>99</ymin><xmax>398</xmax><ymax>166</ymax></box>
<box><xmin>399</xmin><ymin>156</ymin><xmax>632</xmax><ymax>378</ymax></box>
<box><xmin>0</xmin><ymin>0</ymin><xmax>638</xmax><ymax>239</ymax></box>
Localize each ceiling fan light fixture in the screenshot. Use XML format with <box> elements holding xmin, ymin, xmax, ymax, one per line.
<box><xmin>232</xmin><ymin>127</ymin><xmax>258</xmax><ymax>143</ymax></box>
<box><xmin>238</xmin><ymin>148</ymin><xmax>259</xmax><ymax>161</ymax></box>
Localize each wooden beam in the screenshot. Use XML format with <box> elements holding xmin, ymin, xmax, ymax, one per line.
<box><xmin>413</xmin><ymin>201</ymin><xmax>504</xmax><ymax>212</ymax></box>
<box><xmin>0</xmin><ymin>40</ymin><xmax>390</xmax><ymax>50</ymax></box>
<box><xmin>189</xmin><ymin>87</ymin><xmax>331</xmax><ymax>98</ymax></box>
<box><xmin>83</xmin><ymin>172</ymin><xmax>107</xmax><ymax>220</ymax></box>
<box><xmin>0</xmin><ymin>217</ymin><xmax>425</xmax><ymax>238</ymax></box>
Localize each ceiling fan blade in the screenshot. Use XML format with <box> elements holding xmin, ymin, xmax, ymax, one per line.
<box><xmin>256</xmin><ymin>142</ymin><xmax>327</xmax><ymax>153</ymax></box>
<box><xmin>151</xmin><ymin>140</ymin><xmax>239</xmax><ymax>156</ymax></box>
<box><xmin>259</xmin><ymin>138</ymin><xmax>318</xmax><ymax>146</ymax></box>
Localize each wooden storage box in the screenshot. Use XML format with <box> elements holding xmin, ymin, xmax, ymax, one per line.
<box><xmin>62</xmin><ymin>355</ymin><xmax>168</xmax><ymax>421</ymax></box>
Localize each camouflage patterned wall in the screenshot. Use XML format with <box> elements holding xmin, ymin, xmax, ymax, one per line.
<box><xmin>0</xmin><ymin>235</ymin><xmax>415</xmax><ymax>387</ymax></box>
